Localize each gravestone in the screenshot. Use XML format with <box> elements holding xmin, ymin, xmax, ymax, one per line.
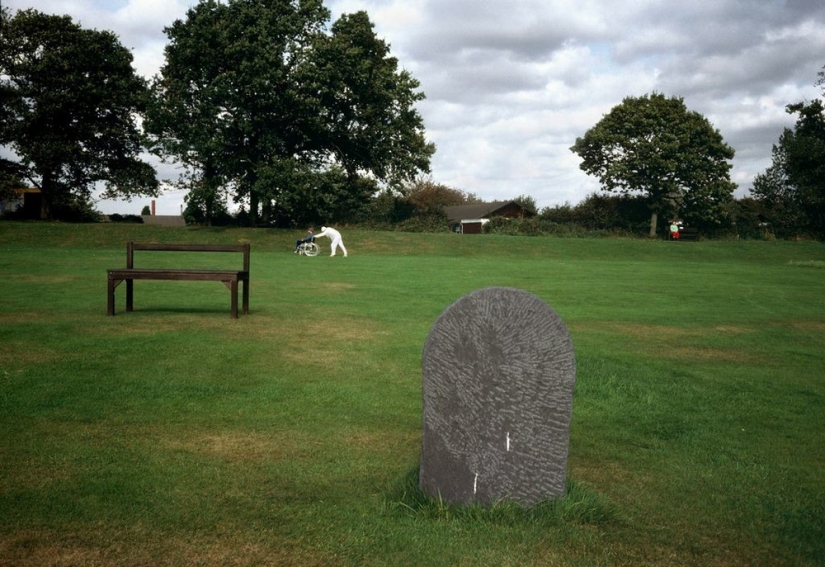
<box><xmin>420</xmin><ymin>287</ymin><xmax>576</xmax><ymax>506</ymax></box>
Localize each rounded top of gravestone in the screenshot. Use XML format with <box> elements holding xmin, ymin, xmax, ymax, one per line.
<box><xmin>423</xmin><ymin>287</ymin><xmax>575</xmax><ymax>381</ymax></box>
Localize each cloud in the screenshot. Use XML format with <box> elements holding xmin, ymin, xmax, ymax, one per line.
<box><xmin>4</xmin><ymin>0</ymin><xmax>824</xmax><ymax>212</ymax></box>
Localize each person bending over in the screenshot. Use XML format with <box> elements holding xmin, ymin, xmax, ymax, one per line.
<box><xmin>315</xmin><ymin>226</ymin><xmax>348</xmax><ymax>257</ymax></box>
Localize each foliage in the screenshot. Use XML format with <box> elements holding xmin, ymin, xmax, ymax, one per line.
<box><xmin>0</xmin><ymin>8</ymin><xmax>158</xmax><ymax>220</ymax></box>
<box><xmin>146</xmin><ymin>0</ymin><xmax>433</xmax><ymax>226</ymax></box>
<box><xmin>753</xmin><ymin>70</ymin><xmax>825</xmax><ymax>239</ymax></box>
<box><xmin>396</xmin><ymin>210</ymin><xmax>451</xmax><ymax>233</ymax></box>
<box><xmin>178</xmin><ymin>168</ymin><xmax>232</xmax><ymax>226</ymax></box>
<box><xmin>483</xmin><ymin>215</ymin><xmax>634</xmax><ymax>237</ymax></box>
<box><xmin>403</xmin><ymin>177</ymin><xmax>481</xmax><ymax>213</ymax></box>
<box><xmin>308</xmin><ymin>11</ymin><xmax>435</xmax><ymax>186</ymax></box>
<box><xmin>362</xmin><ymin>189</ymin><xmax>417</xmax><ymax>227</ymax></box>
<box><xmin>141</xmin><ymin>205</ymin><xmax>152</xmax><ymax>216</ymax></box>
<box><xmin>108</xmin><ymin>213</ymin><xmax>144</xmax><ymax>224</ymax></box>
<box><xmin>570</xmin><ymin>93</ymin><xmax>736</xmax><ymax>236</ymax></box>
<box><xmin>513</xmin><ymin>193</ymin><xmax>538</xmax><ymax>214</ymax></box>
<box><xmin>535</xmin><ymin>194</ymin><xmax>651</xmax><ymax>236</ymax></box>
<box><xmin>267</xmin><ymin>166</ymin><xmax>377</xmax><ymax>227</ymax></box>
<box><xmin>719</xmin><ymin>198</ymin><xmax>757</xmax><ymax>239</ymax></box>
<box><xmin>0</xmin><ymin>165</ymin><xmax>24</xmax><ymax>205</ymax></box>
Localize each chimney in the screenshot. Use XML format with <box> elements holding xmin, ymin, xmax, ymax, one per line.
<box><xmin>151</xmin><ymin>200</ymin><xmax>156</xmax><ymax>216</ymax></box>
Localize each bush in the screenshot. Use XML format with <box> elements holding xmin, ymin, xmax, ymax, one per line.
<box><xmin>395</xmin><ymin>211</ymin><xmax>451</xmax><ymax>233</ymax></box>
<box><xmin>108</xmin><ymin>213</ymin><xmax>144</xmax><ymax>223</ymax></box>
<box><xmin>482</xmin><ymin>216</ymin><xmax>635</xmax><ymax>238</ymax></box>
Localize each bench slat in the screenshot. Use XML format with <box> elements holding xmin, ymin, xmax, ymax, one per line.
<box><xmin>109</xmin><ymin>269</ymin><xmax>245</xmax><ymax>281</ymax></box>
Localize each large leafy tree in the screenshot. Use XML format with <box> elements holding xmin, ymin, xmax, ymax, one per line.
<box><xmin>753</xmin><ymin>69</ymin><xmax>825</xmax><ymax>238</ymax></box>
<box><xmin>147</xmin><ymin>0</ymin><xmax>433</xmax><ymax>226</ymax></box>
<box><xmin>0</xmin><ymin>8</ymin><xmax>158</xmax><ymax>219</ymax></box>
<box><xmin>308</xmin><ymin>11</ymin><xmax>433</xmax><ymax>186</ymax></box>
<box><xmin>570</xmin><ymin>93</ymin><xmax>736</xmax><ymax>237</ymax></box>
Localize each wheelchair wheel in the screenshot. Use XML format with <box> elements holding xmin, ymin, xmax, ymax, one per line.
<box><xmin>303</xmin><ymin>242</ymin><xmax>320</xmax><ymax>257</ymax></box>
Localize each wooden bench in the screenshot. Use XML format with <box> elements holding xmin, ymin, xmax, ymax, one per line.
<box><xmin>107</xmin><ymin>243</ymin><xmax>250</xmax><ymax>318</ymax></box>
<box><xmin>678</xmin><ymin>227</ymin><xmax>699</xmax><ymax>240</ymax></box>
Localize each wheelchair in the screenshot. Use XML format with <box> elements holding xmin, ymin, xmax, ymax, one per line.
<box><xmin>296</xmin><ymin>239</ymin><xmax>320</xmax><ymax>257</ymax></box>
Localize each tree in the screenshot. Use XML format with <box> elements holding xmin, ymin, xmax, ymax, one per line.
<box><xmin>753</xmin><ymin>68</ymin><xmax>825</xmax><ymax>239</ymax></box>
<box><xmin>513</xmin><ymin>194</ymin><xmax>537</xmax><ymax>215</ymax></box>
<box><xmin>147</xmin><ymin>0</ymin><xmax>433</xmax><ymax>226</ymax></box>
<box><xmin>0</xmin><ymin>8</ymin><xmax>158</xmax><ymax>220</ymax></box>
<box><xmin>404</xmin><ymin>177</ymin><xmax>478</xmax><ymax>213</ymax></box>
<box><xmin>751</xmin><ymin>130</ymin><xmax>808</xmax><ymax>238</ymax></box>
<box><xmin>570</xmin><ymin>93</ymin><xmax>736</xmax><ymax>237</ymax></box>
<box><xmin>308</xmin><ymin>11</ymin><xmax>434</xmax><ymax>187</ymax></box>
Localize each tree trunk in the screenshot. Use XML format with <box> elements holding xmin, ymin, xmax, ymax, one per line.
<box><xmin>249</xmin><ymin>191</ymin><xmax>259</xmax><ymax>227</ymax></box>
<box><xmin>648</xmin><ymin>211</ymin><xmax>658</xmax><ymax>238</ymax></box>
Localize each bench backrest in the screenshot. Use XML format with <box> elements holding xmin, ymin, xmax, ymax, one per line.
<box><xmin>126</xmin><ymin>242</ymin><xmax>250</xmax><ymax>272</ymax></box>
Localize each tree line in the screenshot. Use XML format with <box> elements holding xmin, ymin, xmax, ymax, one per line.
<box><xmin>1</xmin><ymin>2</ymin><xmax>823</xmax><ymax>239</ymax></box>
<box><xmin>1</xmin><ymin>1</ymin><xmax>433</xmax><ymax>225</ymax></box>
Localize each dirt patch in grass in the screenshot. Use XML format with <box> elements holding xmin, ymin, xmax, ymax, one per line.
<box><xmin>281</xmin><ymin>315</ymin><xmax>388</xmax><ymax>366</ymax></box>
<box><xmin>572</xmin><ymin>321</ymin><xmax>757</xmax><ymax>340</ymax></box>
<box><xmin>319</xmin><ymin>281</ymin><xmax>356</xmax><ymax>291</ymax></box>
<box><xmin>100</xmin><ymin>315</ymin><xmax>228</xmax><ymax>337</ymax></box>
<box><xmin>0</xmin><ymin>528</ymin><xmax>336</xmax><ymax>567</ymax></box>
<box><xmin>0</xmin><ymin>532</ymin><xmax>112</xmax><ymax>567</ymax></box>
<box><xmin>0</xmin><ymin>312</ymin><xmax>49</xmax><ymax>325</ymax></box>
<box><xmin>782</xmin><ymin>319</ymin><xmax>825</xmax><ymax>333</ymax></box>
<box><xmin>664</xmin><ymin>345</ymin><xmax>756</xmax><ymax>363</ymax></box>
<box><xmin>573</xmin><ymin>459</ymin><xmax>654</xmax><ymax>495</ymax></box>
<box><xmin>0</xmin><ymin>342</ymin><xmax>71</xmax><ymax>368</ymax></box>
<box><xmin>6</xmin><ymin>274</ymin><xmax>77</xmax><ymax>284</ymax></box>
<box><xmin>571</xmin><ymin>321</ymin><xmax>765</xmax><ymax>364</ymax></box>
<box><xmin>164</xmin><ymin>429</ymin><xmax>303</xmax><ymax>463</ymax></box>
<box><xmin>341</xmin><ymin>429</ymin><xmax>419</xmax><ymax>454</ymax></box>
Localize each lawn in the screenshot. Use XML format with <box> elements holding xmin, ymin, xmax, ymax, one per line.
<box><xmin>1</xmin><ymin>222</ymin><xmax>823</xmax><ymax>566</ymax></box>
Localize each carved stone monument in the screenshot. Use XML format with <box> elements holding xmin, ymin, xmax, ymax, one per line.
<box><xmin>420</xmin><ymin>287</ymin><xmax>576</xmax><ymax>506</ymax></box>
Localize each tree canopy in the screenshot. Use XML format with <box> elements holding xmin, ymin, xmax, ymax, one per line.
<box><xmin>0</xmin><ymin>8</ymin><xmax>158</xmax><ymax>219</ymax></box>
<box><xmin>570</xmin><ymin>93</ymin><xmax>736</xmax><ymax>236</ymax></box>
<box><xmin>146</xmin><ymin>0</ymin><xmax>434</xmax><ymax>226</ymax></box>
<box><xmin>753</xmin><ymin>67</ymin><xmax>825</xmax><ymax>239</ymax></box>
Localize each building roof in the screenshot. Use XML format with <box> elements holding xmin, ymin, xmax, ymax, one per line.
<box><xmin>444</xmin><ymin>201</ymin><xmax>533</xmax><ymax>223</ymax></box>
<box><xmin>141</xmin><ymin>215</ymin><xmax>186</xmax><ymax>227</ymax></box>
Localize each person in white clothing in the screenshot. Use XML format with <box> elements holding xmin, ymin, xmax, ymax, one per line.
<box><xmin>315</xmin><ymin>226</ymin><xmax>348</xmax><ymax>257</ymax></box>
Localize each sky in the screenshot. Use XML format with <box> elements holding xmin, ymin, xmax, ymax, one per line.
<box><xmin>4</xmin><ymin>0</ymin><xmax>824</xmax><ymax>215</ymax></box>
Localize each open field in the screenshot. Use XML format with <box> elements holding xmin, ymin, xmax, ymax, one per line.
<box><xmin>1</xmin><ymin>222</ymin><xmax>824</xmax><ymax>566</ymax></box>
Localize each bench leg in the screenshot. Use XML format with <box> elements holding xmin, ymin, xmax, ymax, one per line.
<box><xmin>107</xmin><ymin>277</ymin><xmax>115</xmax><ymax>316</ymax></box>
<box><xmin>230</xmin><ymin>279</ymin><xmax>239</xmax><ymax>319</ymax></box>
<box><xmin>126</xmin><ymin>279</ymin><xmax>134</xmax><ymax>312</ymax></box>
<box><xmin>242</xmin><ymin>278</ymin><xmax>249</xmax><ymax>315</ymax></box>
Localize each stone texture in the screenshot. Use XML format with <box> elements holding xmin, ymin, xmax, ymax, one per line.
<box><xmin>420</xmin><ymin>287</ymin><xmax>576</xmax><ymax>506</ymax></box>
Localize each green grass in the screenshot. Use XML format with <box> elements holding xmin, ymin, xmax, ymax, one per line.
<box><xmin>1</xmin><ymin>222</ymin><xmax>824</xmax><ymax>566</ymax></box>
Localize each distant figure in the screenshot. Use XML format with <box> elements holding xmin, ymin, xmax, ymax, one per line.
<box><xmin>295</xmin><ymin>226</ymin><xmax>314</xmax><ymax>253</ymax></box>
<box><xmin>315</xmin><ymin>226</ymin><xmax>348</xmax><ymax>257</ymax></box>
<box><xmin>669</xmin><ymin>221</ymin><xmax>680</xmax><ymax>240</ymax></box>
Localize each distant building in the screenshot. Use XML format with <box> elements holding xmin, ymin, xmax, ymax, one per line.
<box><xmin>0</xmin><ymin>188</ymin><xmax>44</xmax><ymax>219</ymax></box>
<box><xmin>444</xmin><ymin>201</ymin><xmax>536</xmax><ymax>234</ymax></box>
<box><xmin>141</xmin><ymin>214</ymin><xmax>186</xmax><ymax>227</ymax></box>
